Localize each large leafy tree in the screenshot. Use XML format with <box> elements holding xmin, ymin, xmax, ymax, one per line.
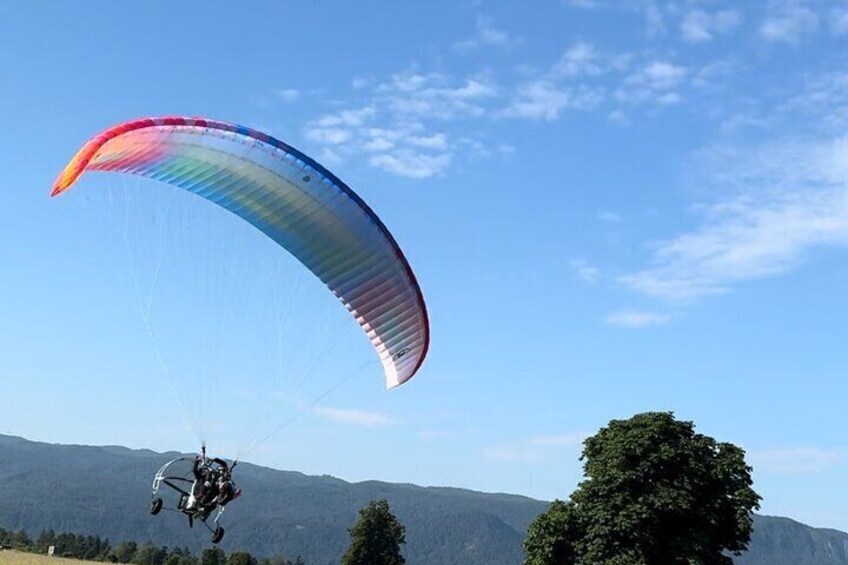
<box><xmin>342</xmin><ymin>499</ymin><xmax>406</xmax><ymax>565</ymax></box>
<box><xmin>524</xmin><ymin>500</ymin><xmax>583</xmax><ymax>565</ymax></box>
<box><xmin>524</xmin><ymin>412</ymin><xmax>761</xmax><ymax>565</ymax></box>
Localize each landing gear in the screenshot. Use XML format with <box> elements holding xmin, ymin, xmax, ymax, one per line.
<box><xmin>149</xmin><ymin>453</ymin><xmax>239</xmax><ymax>543</ymax></box>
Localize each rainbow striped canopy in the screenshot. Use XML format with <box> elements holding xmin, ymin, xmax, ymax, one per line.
<box><xmin>52</xmin><ymin>116</ymin><xmax>429</xmax><ymax>388</ymax></box>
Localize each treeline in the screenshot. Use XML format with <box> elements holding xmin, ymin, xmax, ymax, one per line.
<box><xmin>0</xmin><ymin>527</ymin><xmax>305</xmax><ymax>565</ymax></box>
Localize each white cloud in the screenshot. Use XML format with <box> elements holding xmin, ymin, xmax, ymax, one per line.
<box><xmin>781</xmin><ymin>71</ymin><xmax>848</xmax><ymax>134</ymax></box>
<box><xmin>751</xmin><ymin>447</ymin><xmax>842</xmax><ymax>474</ymax></box>
<box><xmin>382</xmin><ymin>75</ymin><xmax>497</xmax><ymax>120</ymax></box>
<box><xmin>380</xmin><ymin>72</ymin><xmax>434</xmax><ymax>93</ymax></box>
<box><xmin>502</xmin><ymin>81</ymin><xmax>570</xmax><ymax>121</ymax></box>
<box><xmin>681</xmin><ymin>9</ymin><xmax>742</xmax><ymax>42</ymax></box>
<box><xmin>312</xmin><ymin>107</ymin><xmax>376</xmax><ymax>128</ymax></box>
<box><xmin>642</xmin><ymin>1</ymin><xmax>667</xmax><ymax>38</ymax></box>
<box><xmin>418</xmin><ymin>429</ymin><xmax>452</xmax><ymax>441</ymax></box>
<box><xmin>407</xmin><ymin>133</ymin><xmax>448</xmax><ymax>150</ymax></box>
<box><xmin>529</xmin><ymin>434</ymin><xmax>584</xmax><ymax>447</ymax></box>
<box><xmin>832</xmin><ymin>5</ymin><xmax>848</xmax><ymax>34</ymax></box>
<box><xmin>616</xmin><ymin>61</ymin><xmax>688</xmax><ymax>107</ymax></box>
<box><xmin>555</xmin><ymin>42</ymin><xmax>603</xmax><ymax>77</ymax></box>
<box><xmin>570</xmin><ymin>259</ymin><xmax>601</xmax><ymax>283</ymax></box>
<box><xmin>301</xmin><ymin>71</ymin><xmax>492</xmax><ymax>178</ymax></box>
<box><xmin>598</xmin><ymin>210</ymin><xmax>621</xmax><ymax>222</ymax></box>
<box><xmin>275</xmin><ymin>88</ymin><xmax>301</xmax><ymax>102</ymax></box>
<box><xmin>304</xmin><ymin>127</ymin><xmax>352</xmax><ymax>145</ymax></box>
<box><xmin>608</xmin><ymin>109</ymin><xmax>630</xmax><ymax>125</ymax></box>
<box><xmin>502</xmin><ymin>81</ymin><xmax>603</xmax><ymax>120</ymax></box>
<box><xmin>316</xmin><ymin>147</ymin><xmax>344</xmax><ymax>166</ymax></box>
<box><xmin>454</xmin><ymin>16</ymin><xmax>518</xmax><ymax>50</ymax></box>
<box><xmin>313</xmin><ymin>407</ymin><xmax>394</xmax><ymax>427</ymax></box>
<box><xmin>691</xmin><ymin>60</ymin><xmax>736</xmax><ymax>91</ymax></box>
<box><xmin>629</xmin><ymin>61</ymin><xmax>687</xmax><ymax>90</ymax></box>
<box><xmin>362</xmin><ymin>137</ymin><xmax>395</xmax><ymax>152</ymax></box>
<box><xmin>605</xmin><ymin>310</ymin><xmax>671</xmax><ymax>328</ymax></box>
<box><xmin>658</xmin><ymin>91</ymin><xmax>682</xmax><ymax>105</ymax></box>
<box><xmin>760</xmin><ymin>1</ymin><xmax>819</xmax><ymax>43</ymax></box>
<box><xmin>369</xmin><ymin>150</ymin><xmax>452</xmax><ymax>178</ymax></box>
<box><xmin>563</xmin><ymin>0</ymin><xmax>607</xmax><ymax>8</ymax></box>
<box><xmin>483</xmin><ymin>433</ymin><xmax>585</xmax><ymax>463</ymax></box>
<box><xmin>622</xmin><ymin>137</ymin><xmax>848</xmax><ymax>301</ymax></box>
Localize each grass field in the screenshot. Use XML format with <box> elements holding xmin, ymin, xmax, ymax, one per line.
<box><xmin>0</xmin><ymin>550</ymin><xmax>98</xmax><ymax>564</ymax></box>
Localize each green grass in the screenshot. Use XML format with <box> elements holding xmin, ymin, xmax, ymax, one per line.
<box><xmin>0</xmin><ymin>550</ymin><xmax>99</xmax><ymax>564</ymax></box>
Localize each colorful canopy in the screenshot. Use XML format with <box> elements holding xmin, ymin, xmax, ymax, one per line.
<box><xmin>52</xmin><ymin>116</ymin><xmax>429</xmax><ymax>388</ymax></box>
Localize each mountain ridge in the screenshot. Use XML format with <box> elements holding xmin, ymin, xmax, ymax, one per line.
<box><xmin>1</xmin><ymin>434</ymin><xmax>846</xmax><ymax>564</ymax></box>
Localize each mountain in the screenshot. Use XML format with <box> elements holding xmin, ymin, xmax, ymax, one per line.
<box><xmin>734</xmin><ymin>515</ymin><xmax>848</xmax><ymax>565</ymax></box>
<box><xmin>0</xmin><ymin>434</ymin><xmax>542</xmax><ymax>564</ymax></box>
<box><xmin>1</xmin><ymin>434</ymin><xmax>846</xmax><ymax>564</ymax></box>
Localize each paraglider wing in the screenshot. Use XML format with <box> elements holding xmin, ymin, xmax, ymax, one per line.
<box><xmin>52</xmin><ymin>116</ymin><xmax>429</xmax><ymax>388</ymax></box>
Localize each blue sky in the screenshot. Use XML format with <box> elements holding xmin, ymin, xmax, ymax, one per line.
<box><xmin>2</xmin><ymin>0</ymin><xmax>848</xmax><ymax>531</ymax></box>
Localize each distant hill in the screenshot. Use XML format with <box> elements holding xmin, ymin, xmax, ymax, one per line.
<box><xmin>735</xmin><ymin>515</ymin><xmax>848</xmax><ymax>565</ymax></box>
<box><xmin>0</xmin><ymin>434</ymin><xmax>542</xmax><ymax>564</ymax></box>
<box><xmin>1</xmin><ymin>434</ymin><xmax>846</xmax><ymax>564</ymax></box>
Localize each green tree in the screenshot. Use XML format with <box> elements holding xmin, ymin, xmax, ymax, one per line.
<box><xmin>12</xmin><ymin>529</ymin><xmax>31</xmax><ymax>550</ymax></box>
<box><xmin>111</xmin><ymin>541</ymin><xmax>139</xmax><ymax>563</ymax></box>
<box><xmin>133</xmin><ymin>541</ymin><xmax>168</xmax><ymax>565</ymax></box>
<box><xmin>523</xmin><ymin>412</ymin><xmax>762</xmax><ymax>565</ymax></box>
<box><xmin>35</xmin><ymin>529</ymin><xmax>56</xmax><ymax>553</ymax></box>
<box><xmin>575</xmin><ymin>412</ymin><xmax>761</xmax><ymax>564</ymax></box>
<box><xmin>524</xmin><ymin>500</ymin><xmax>583</xmax><ymax>565</ymax></box>
<box><xmin>166</xmin><ymin>546</ymin><xmax>198</xmax><ymax>565</ymax></box>
<box><xmin>341</xmin><ymin>499</ymin><xmax>406</xmax><ymax>565</ymax></box>
<box><xmin>201</xmin><ymin>547</ymin><xmax>227</xmax><ymax>565</ymax></box>
<box><xmin>229</xmin><ymin>552</ymin><xmax>258</xmax><ymax>565</ymax></box>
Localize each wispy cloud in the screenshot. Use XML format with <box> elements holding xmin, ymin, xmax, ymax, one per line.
<box><xmin>760</xmin><ymin>1</ymin><xmax>820</xmax><ymax>44</ymax></box>
<box><xmin>681</xmin><ymin>9</ymin><xmax>742</xmax><ymax>43</ymax></box>
<box><xmin>369</xmin><ymin>151</ymin><xmax>452</xmax><ymax>179</ymax></box>
<box><xmin>275</xmin><ymin>88</ymin><xmax>302</xmax><ymax>102</ymax></box>
<box><xmin>562</xmin><ymin>0</ymin><xmax>608</xmax><ymax>9</ymax></box>
<box><xmin>530</xmin><ymin>434</ymin><xmax>585</xmax><ymax>447</ymax></box>
<box><xmin>751</xmin><ymin>447</ymin><xmax>842</xmax><ymax>474</ymax></box>
<box><xmin>483</xmin><ymin>433</ymin><xmax>584</xmax><ymax>463</ymax></box>
<box><xmin>570</xmin><ymin>259</ymin><xmax>601</xmax><ymax>283</ymax></box>
<box><xmin>621</xmin><ymin>137</ymin><xmax>848</xmax><ymax>301</ymax></box>
<box><xmin>502</xmin><ymin>41</ymin><xmax>711</xmax><ymax>122</ymax></box>
<box><xmin>555</xmin><ymin>42</ymin><xmax>605</xmax><ymax>77</ymax></box>
<box><xmin>597</xmin><ymin>210</ymin><xmax>621</xmax><ymax>222</ymax></box>
<box><xmin>605</xmin><ymin>310</ymin><xmax>671</xmax><ymax>328</ymax></box>
<box><xmin>378</xmin><ymin>71</ymin><xmax>497</xmax><ymax>119</ymax></box>
<box><xmin>454</xmin><ymin>16</ymin><xmax>519</xmax><ymax>50</ymax></box>
<box><xmin>501</xmin><ymin>81</ymin><xmax>604</xmax><ymax>120</ymax></box>
<box><xmin>832</xmin><ymin>5</ymin><xmax>848</xmax><ymax>34</ymax></box>
<box><xmin>312</xmin><ymin>407</ymin><xmax>394</xmax><ymax>427</ymax></box>
<box><xmin>612</xmin><ymin>60</ymin><xmax>689</xmax><ymax>107</ymax></box>
<box><xmin>780</xmin><ymin>71</ymin><xmax>848</xmax><ymax>134</ymax></box>
<box><xmin>302</xmin><ymin>71</ymin><xmax>497</xmax><ymax>178</ymax></box>
<box><xmin>607</xmin><ymin>109</ymin><xmax>630</xmax><ymax>125</ymax></box>
<box><xmin>418</xmin><ymin>429</ymin><xmax>452</xmax><ymax>441</ymax></box>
